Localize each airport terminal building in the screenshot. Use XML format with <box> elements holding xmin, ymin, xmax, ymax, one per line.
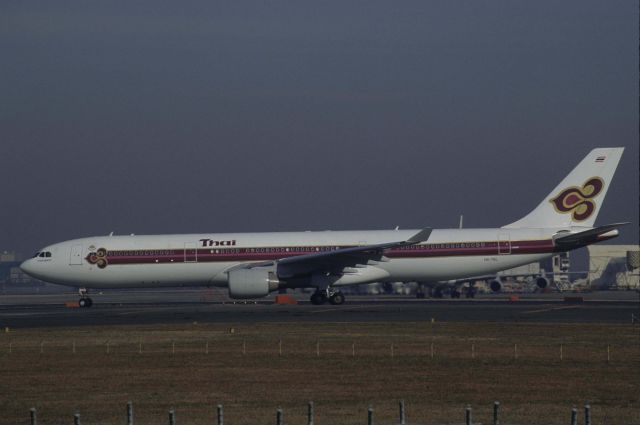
<box><xmin>587</xmin><ymin>245</ymin><xmax>640</xmax><ymax>290</ymax></box>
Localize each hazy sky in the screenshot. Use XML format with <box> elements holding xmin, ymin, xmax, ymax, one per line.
<box><xmin>1</xmin><ymin>1</ymin><xmax>638</xmax><ymax>258</ymax></box>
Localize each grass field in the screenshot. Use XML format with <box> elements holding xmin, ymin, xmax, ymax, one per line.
<box><xmin>1</xmin><ymin>322</ymin><xmax>639</xmax><ymax>424</ymax></box>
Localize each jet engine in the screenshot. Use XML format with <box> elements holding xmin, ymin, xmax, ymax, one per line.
<box><xmin>490</xmin><ymin>280</ymin><xmax>502</xmax><ymax>292</ymax></box>
<box><xmin>228</xmin><ymin>268</ymin><xmax>280</xmax><ymax>299</ymax></box>
<box><xmin>535</xmin><ymin>276</ymin><xmax>549</xmax><ymax>289</ymax></box>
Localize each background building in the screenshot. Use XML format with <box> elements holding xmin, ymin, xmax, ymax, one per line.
<box><xmin>587</xmin><ymin>245</ymin><xmax>640</xmax><ymax>290</ymax></box>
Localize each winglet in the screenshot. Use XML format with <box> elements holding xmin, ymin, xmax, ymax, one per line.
<box><xmin>406</xmin><ymin>228</ymin><xmax>432</xmax><ymax>244</ymax></box>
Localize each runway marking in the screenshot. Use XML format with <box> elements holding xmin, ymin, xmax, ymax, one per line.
<box><xmin>522</xmin><ymin>305</ymin><xmax>583</xmax><ymax>314</ymax></box>
<box><xmin>308</xmin><ymin>305</ymin><xmax>374</xmax><ymax>314</ymax></box>
<box><xmin>112</xmin><ymin>306</ymin><xmax>198</xmax><ymax>316</ymax></box>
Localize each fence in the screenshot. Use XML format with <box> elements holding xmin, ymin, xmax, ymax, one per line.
<box><xmin>3</xmin><ymin>338</ymin><xmax>624</xmax><ymax>363</ymax></box>
<box><xmin>25</xmin><ymin>400</ymin><xmax>597</xmax><ymax>425</ymax></box>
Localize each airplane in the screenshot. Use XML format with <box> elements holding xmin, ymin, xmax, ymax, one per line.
<box><xmin>20</xmin><ymin>147</ymin><xmax>627</xmax><ymax>307</ymax></box>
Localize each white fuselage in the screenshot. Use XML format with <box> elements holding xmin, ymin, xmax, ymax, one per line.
<box><xmin>19</xmin><ymin>147</ymin><xmax>626</xmax><ymax>297</ymax></box>
<box><xmin>21</xmin><ymin>227</ymin><xmax>561</xmax><ymax>289</ymax></box>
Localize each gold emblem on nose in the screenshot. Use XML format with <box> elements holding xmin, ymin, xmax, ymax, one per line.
<box><xmin>86</xmin><ymin>248</ymin><xmax>108</xmax><ymax>269</ymax></box>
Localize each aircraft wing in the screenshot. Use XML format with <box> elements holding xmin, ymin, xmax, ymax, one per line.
<box><xmin>276</xmin><ymin>229</ymin><xmax>432</xmax><ymax>279</ymax></box>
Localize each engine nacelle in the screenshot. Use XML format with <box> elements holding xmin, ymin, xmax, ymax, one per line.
<box><xmin>490</xmin><ymin>280</ymin><xmax>502</xmax><ymax>292</ymax></box>
<box><xmin>228</xmin><ymin>268</ymin><xmax>280</xmax><ymax>299</ymax></box>
<box><xmin>535</xmin><ymin>276</ymin><xmax>549</xmax><ymax>289</ymax></box>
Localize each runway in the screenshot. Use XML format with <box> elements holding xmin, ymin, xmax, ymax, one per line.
<box><xmin>0</xmin><ymin>290</ymin><xmax>637</xmax><ymax>328</ymax></box>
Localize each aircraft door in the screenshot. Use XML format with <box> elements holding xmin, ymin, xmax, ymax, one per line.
<box><xmin>498</xmin><ymin>233</ymin><xmax>511</xmax><ymax>255</ymax></box>
<box><xmin>69</xmin><ymin>245</ymin><xmax>83</xmax><ymax>265</ymax></box>
<box><xmin>184</xmin><ymin>242</ymin><xmax>198</xmax><ymax>263</ymax></box>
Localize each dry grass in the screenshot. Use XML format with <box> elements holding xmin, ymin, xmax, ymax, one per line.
<box><xmin>1</xmin><ymin>322</ymin><xmax>639</xmax><ymax>424</ymax></box>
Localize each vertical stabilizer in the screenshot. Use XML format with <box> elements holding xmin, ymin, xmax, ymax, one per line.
<box><xmin>503</xmin><ymin>147</ymin><xmax>624</xmax><ymax>229</ymax></box>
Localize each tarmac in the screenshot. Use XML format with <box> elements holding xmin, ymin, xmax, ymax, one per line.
<box><xmin>0</xmin><ymin>290</ymin><xmax>638</xmax><ymax>328</ymax></box>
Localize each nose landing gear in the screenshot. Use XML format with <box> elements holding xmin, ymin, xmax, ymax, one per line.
<box><xmin>78</xmin><ymin>288</ymin><xmax>93</xmax><ymax>308</ymax></box>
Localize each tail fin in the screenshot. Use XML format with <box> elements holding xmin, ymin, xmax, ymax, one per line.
<box><xmin>503</xmin><ymin>147</ymin><xmax>624</xmax><ymax>229</ymax></box>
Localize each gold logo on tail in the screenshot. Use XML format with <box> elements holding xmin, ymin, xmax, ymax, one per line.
<box><xmin>549</xmin><ymin>177</ymin><xmax>604</xmax><ymax>221</ymax></box>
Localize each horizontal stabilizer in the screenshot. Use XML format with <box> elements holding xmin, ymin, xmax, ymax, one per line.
<box><xmin>553</xmin><ymin>223</ymin><xmax>629</xmax><ymax>250</ymax></box>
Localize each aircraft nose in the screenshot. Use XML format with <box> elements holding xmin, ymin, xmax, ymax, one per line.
<box><xmin>20</xmin><ymin>259</ymin><xmax>35</xmax><ymax>276</ymax></box>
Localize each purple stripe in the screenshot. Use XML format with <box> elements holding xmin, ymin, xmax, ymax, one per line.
<box><xmin>102</xmin><ymin>239</ymin><xmax>556</xmax><ymax>266</ymax></box>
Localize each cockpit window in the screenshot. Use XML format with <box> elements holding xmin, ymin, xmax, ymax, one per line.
<box><xmin>37</xmin><ymin>251</ymin><xmax>52</xmax><ymax>258</ymax></box>
<box><xmin>45</xmin><ymin>252</ymin><xmax>51</xmax><ymax>258</ymax></box>
<box><xmin>33</xmin><ymin>252</ymin><xmax>40</xmax><ymax>258</ymax></box>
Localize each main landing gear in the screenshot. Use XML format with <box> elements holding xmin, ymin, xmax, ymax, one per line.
<box><xmin>310</xmin><ymin>289</ymin><xmax>345</xmax><ymax>305</ymax></box>
<box><xmin>78</xmin><ymin>288</ymin><xmax>93</xmax><ymax>308</ymax></box>
<box><xmin>465</xmin><ymin>285</ymin><xmax>477</xmax><ymax>298</ymax></box>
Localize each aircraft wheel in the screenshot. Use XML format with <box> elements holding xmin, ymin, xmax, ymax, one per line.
<box><xmin>329</xmin><ymin>292</ymin><xmax>345</xmax><ymax>305</ymax></box>
<box><xmin>310</xmin><ymin>292</ymin><xmax>327</xmax><ymax>305</ymax></box>
<box><xmin>78</xmin><ymin>297</ymin><xmax>93</xmax><ymax>308</ymax></box>
<box><xmin>451</xmin><ymin>290</ymin><xmax>461</xmax><ymax>299</ymax></box>
<box><xmin>416</xmin><ymin>291</ymin><xmax>426</xmax><ymax>299</ymax></box>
